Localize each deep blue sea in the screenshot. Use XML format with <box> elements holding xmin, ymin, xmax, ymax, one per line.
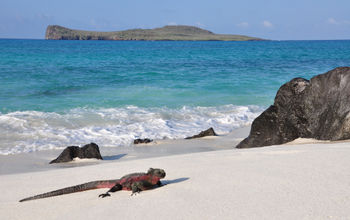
<box><xmin>1</xmin><ymin>39</ymin><xmax>350</xmax><ymax>154</ymax></box>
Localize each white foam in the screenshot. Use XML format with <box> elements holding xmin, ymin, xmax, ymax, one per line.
<box><xmin>0</xmin><ymin>105</ymin><xmax>263</xmax><ymax>155</ymax></box>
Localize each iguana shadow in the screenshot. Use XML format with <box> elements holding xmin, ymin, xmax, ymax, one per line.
<box><xmin>162</xmin><ymin>177</ymin><xmax>189</xmax><ymax>185</ymax></box>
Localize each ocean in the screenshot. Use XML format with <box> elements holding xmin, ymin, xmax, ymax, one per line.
<box><xmin>1</xmin><ymin>39</ymin><xmax>350</xmax><ymax>155</ymax></box>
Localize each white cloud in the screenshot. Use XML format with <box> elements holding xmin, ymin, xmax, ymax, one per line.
<box><xmin>89</xmin><ymin>18</ymin><xmax>109</xmax><ymax>29</ymax></box>
<box><xmin>90</xmin><ymin>18</ymin><xmax>97</xmax><ymax>26</ymax></box>
<box><xmin>326</xmin><ymin>17</ymin><xmax>350</xmax><ymax>25</ymax></box>
<box><xmin>262</xmin><ymin>20</ymin><xmax>273</xmax><ymax>28</ymax></box>
<box><xmin>327</xmin><ymin>18</ymin><xmax>339</xmax><ymax>25</ymax></box>
<box><xmin>167</xmin><ymin>22</ymin><xmax>177</xmax><ymax>26</ymax></box>
<box><xmin>237</xmin><ymin>22</ymin><xmax>249</xmax><ymax>28</ymax></box>
<box><xmin>37</xmin><ymin>14</ymin><xmax>54</xmax><ymax>21</ymax></box>
<box><xmin>195</xmin><ymin>22</ymin><xmax>205</xmax><ymax>28</ymax></box>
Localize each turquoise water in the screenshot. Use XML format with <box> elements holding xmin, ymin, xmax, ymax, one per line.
<box><xmin>1</xmin><ymin>39</ymin><xmax>350</xmax><ymax>154</ymax></box>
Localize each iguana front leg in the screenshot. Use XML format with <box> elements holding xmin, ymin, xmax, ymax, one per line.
<box><xmin>130</xmin><ymin>181</ymin><xmax>155</xmax><ymax>196</ymax></box>
<box><xmin>99</xmin><ymin>183</ymin><xmax>122</xmax><ymax>198</ymax></box>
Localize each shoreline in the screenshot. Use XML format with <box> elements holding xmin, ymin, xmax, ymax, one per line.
<box><xmin>0</xmin><ymin>126</ymin><xmax>249</xmax><ymax>175</ymax></box>
<box><xmin>1</xmin><ymin>139</ymin><xmax>349</xmax><ymax>219</ymax></box>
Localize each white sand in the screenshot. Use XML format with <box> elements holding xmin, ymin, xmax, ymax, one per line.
<box><xmin>1</xmin><ymin>140</ymin><xmax>350</xmax><ymax>219</ymax></box>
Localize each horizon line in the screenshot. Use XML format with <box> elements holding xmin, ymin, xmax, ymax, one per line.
<box><xmin>1</xmin><ymin>37</ymin><xmax>350</xmax><ymax>41</ymax></box>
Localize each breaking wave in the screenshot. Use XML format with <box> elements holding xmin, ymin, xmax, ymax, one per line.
<box><xmin>0</xmin><ymin>105</ymin><xmax>263</xmax><ymax>155</ymax></box>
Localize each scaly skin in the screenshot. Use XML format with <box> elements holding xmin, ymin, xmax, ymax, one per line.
<box><xmin>19</xmin><ymin>168</ymin><xmax>166</xmax><ymax>202</ymax></box>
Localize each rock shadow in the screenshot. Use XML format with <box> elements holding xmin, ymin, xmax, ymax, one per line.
<box><xmin>103</xmin><ymin>154</ymin><xmax>128</xmax><ymax>161</ymax></box>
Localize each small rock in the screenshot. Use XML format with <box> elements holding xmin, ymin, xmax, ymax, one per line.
<box><xmin>133</xmin><ymin>138</ymin><xmax>153</xmax><ymax>144</ymax></box>
<box><xmin>50</xmin><ymin>143</ymin><xmax>103</xmax><ymax>164</ymax></box>
<box><xmin>185</xmin><ymin>127</ymin><xmax>218</xmax><ymax>139</ymax></box>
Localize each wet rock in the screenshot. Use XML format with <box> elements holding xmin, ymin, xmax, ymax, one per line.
<box><xmin>237</xmin><ymin>67</ymin><xmax>350</xmax><ymax>148</ymax></box>
<box><xmin>185</xmin><ymin>127</ymin><xmax>218</xmax><ymax>139</ymax></box>
<box><xmin>133</xmin><ymin>138</ymin><xmax>153</xmax><ymax>144</ymax></box>
<box><xmin>50</xmin><ymin>143</ymin><xmax>103</xmax><ymax>164</ymax></box>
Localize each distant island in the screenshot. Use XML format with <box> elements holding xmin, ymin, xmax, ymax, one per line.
<box><xmin>45</xmin><ymin>25</ymin><xmax>264</xmax><ymax>41</ymax></box>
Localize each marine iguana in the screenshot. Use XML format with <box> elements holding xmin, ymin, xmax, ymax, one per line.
<box><xmin>19</xmin><ymin>168</ymin><xmax>166</xmax><ymax>202</ymax></box>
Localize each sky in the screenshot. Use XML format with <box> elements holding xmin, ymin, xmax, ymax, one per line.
<box><xmin>1</xmin><ymin>0</ymin><xmax>350</xmax><ymax>40</ymax></box>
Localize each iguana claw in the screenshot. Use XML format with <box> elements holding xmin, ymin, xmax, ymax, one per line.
<box><xmin>99</xmin><ymin>193</ymin><xmax>111</xmax><ymax>198</ymax></box>
<box><xmin>131</xmin><ymin>191</ymin><xmax>140</xmax><ymax>196</ymax></box>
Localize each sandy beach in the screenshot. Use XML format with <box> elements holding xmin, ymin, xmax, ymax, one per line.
<box><xmin>1</xmin><ymin>131</ymin><xmax>350</xmax><ymax>219</ymax></box>
<box><xmin>2</xmin><ymin>5</ymin><xmax>350</xmax><ymax>219</ymax></box>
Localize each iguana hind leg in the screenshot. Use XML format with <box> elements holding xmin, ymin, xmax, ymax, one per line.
<box><xmin>99</xmin><ymin>183</ymin><xmax>122</xmax><ymax>198</ymax></box>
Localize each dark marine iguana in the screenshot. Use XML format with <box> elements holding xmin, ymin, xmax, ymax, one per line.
<box><xmin>19</xmin><ymin>168</ymin><xmax>166</xmax><ymax>202</ymax></box>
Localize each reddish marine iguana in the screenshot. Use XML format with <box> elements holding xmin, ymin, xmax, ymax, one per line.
<box><xmin>19</xmin><ymin>168</ymin><xmax>166</xmax><ymax>202</ymax></box>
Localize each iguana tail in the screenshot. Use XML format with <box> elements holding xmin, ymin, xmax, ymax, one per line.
<box><xmin>19</xmin><ymin>179</ymin><xmax>119</xmax><ymax>202</ymax></box>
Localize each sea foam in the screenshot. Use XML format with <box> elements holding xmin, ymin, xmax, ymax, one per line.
<box><xmin>0</xmin><ymin>105</ymin><xmax>263</xmax><ymax>155</ymax></box>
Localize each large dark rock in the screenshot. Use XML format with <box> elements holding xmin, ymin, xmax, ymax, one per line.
<box><xmin>50</xmin><ymin>143</ymin><xmax>103</xmax><ymax>164</ymax></box>
<box><xmin>237</xmin><ymin>67</ymin><xmax>350</xmax><ymax>148</ymax></box>
<box><xmin>185</xmin><ymin>127</ymin><xmax>218</xmax><ymax>139</ymax></box>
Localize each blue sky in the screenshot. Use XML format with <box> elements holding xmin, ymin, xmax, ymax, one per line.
<box><xmin>1</xmin><ymin>0</ymin><xmax>350</xmax><ymax>40</ymax></box>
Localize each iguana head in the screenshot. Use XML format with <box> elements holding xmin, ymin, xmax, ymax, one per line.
<box><xmin>147</xmin><ymin>168</ymin><xmax>166</xmax><ymax>178</ymax></box>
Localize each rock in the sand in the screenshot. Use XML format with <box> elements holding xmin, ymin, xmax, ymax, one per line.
<box><xmin>185</xmin><ymin>127</ymin><xmax>218</xmax><ymax>139</ymax></box>
<box><xmin>133</xmin><ymin>138</ymin><xmax>153</xmax><ymax>144</ymax></box>
<box><xmin>237</xmin><ymin>67</ymin><xmax>350</xmax><ymax>148</ymax></box>
<box><xmin>50</xmin><ymin>143</ymin><xmax>103</xmax><ymax>164</ymax></box>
